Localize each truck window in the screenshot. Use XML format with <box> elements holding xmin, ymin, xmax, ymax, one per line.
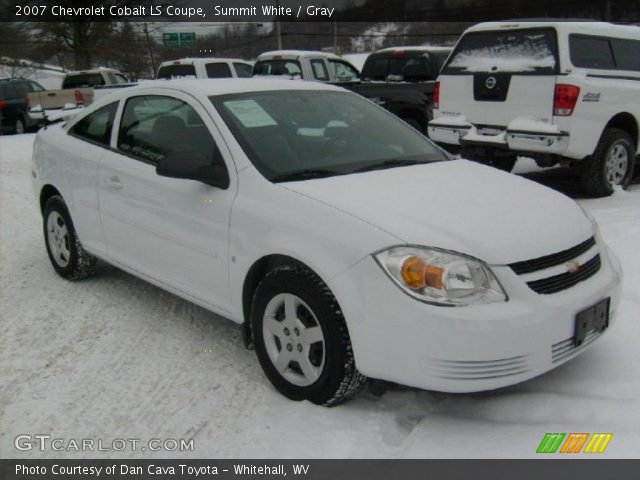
<box><xmin>113</xmin><ymin>73</ymin><xmax>129</xmax><ymax>84</ymax></box>
<box><xmin>329</xmin><ymin>60</ymin><xmax>359</xmax><ymax>81</ymax></box>
<box><xmin>157</xmin><ymin>64</ymin><xmax>197</xmax><ymax>79</ymax></box>
<box><xmin>63</xmin><ymin>73</ymin><xmax>105</xmax><ymax>89</ymax></box>
<box><xmin>69</xmin><ymin>102</ymin><xmax>118</xmax><ymax>146</ymax></box>
<box><xmin>611</xmin><ymin>38</ymin><xmax>640</xmax><ymax>71</ymax></box>
<box><xmin>310</xmin><ymin>59</ymin><xmax>330</xmax><ymax>81</ymax></box>
<box><xmin>206</xmin><ymin>62</ymin><xmax>233</xmax><ymax>78</ymax></box>
<box><xmin>233</xmin><ymin>62</ymin><xmax>253</xmax><ymax>78</ymax></box>
<box><xmin>569</xmin><ymin>35</ymin><xmax>615</xmax><ymax>70</ymax></box>
<box><xmin>443</xmin><ymin>28</ymin><xmax>559</xmax><ymax>74</ymax></box>
<box><xmin>254</xmin><ymin>60</ymin><xmax>302</xmax><ymax>77</ymax></box>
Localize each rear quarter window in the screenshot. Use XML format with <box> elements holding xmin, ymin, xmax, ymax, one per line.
<box><xmin>569</xmin><ymin>35</ymin><xmax>616</xmax><ymax>69</ymax></box>
<box><xmin>69</xmin><ymin>102</ymin><xmax>118</xmax><ymax>146</ymax></box>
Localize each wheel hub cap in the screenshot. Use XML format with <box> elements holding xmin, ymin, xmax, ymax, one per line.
<box><xmin>605</xmin><ymin>143</ymin><xmax>629</xmax><ymax>186</ymax></box>
<box><xmin>47</xmin><ymin>212</ymin><xmax>71</xmax><ymax>267</ymax></box>
<box><xmin>262</xmin><ymin>293</ymin><xmax>326</xmax><ymax>387</ymax></box>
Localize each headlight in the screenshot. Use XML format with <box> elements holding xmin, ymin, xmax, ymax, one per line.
<box><xmin>374</xmin><ymin>246</ymin><xmax>507</xmax><ymax>306</ymax></box>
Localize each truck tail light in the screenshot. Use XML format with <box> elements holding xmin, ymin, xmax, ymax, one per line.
<box><xmin>554</xmin><ymin>84</ymin><xmax>580</xmax><ymax>116</ymax></box>
<box><xmin>0</xmin><ymin>99</ymin><xmax>6</xmax><ymax>110</ymax></box>
<box><xmin>75</xmin><ymin>90</ymin><xmax>84</xmax><ymax>105</ymax></box>
<box><xmin>433</xmin><ymin>81</ymin><xmax>440</xmax><ymax>110</ymax></box>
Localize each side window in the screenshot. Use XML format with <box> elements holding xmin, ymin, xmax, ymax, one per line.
<box><xmin>205</xmin><ymin>62</ymin><xmax>233</xmax><ymax>78</ymax></box>
<box><xmin>69</xmin><ymin>102</ymin><xmax>118</xmax><ymax>146</ymax></box>
<box><xmin>117</xmin><ymin>95</ymin><xmax>217</xmax><ymax>164</ymax></box>
<box><xmin>113</xmin><ymin>73</ymin><xmax>129</xmax><ymax>84</ymax></box>
<box><xmin>310</xmin><ymin>59</ymin><xmax>330</xmax><ymax>81</ymax></box>
<box><xmin>233</xmin><ymin>62</ymin><xmax>253</xmax><ymax>78</ymax></box>
<box><xmin>611</xmin><ymin>38</ymin><xmax>640</xmax><ymax>72</ymax></box>
<box><xmin>569</xmin><ymin>35</ymin><xmax>615</xmax><ymax>69</ymax></box>
<box><xmin>329</xmin><ymin>60</ymin><xmax>359</xmax><ymax>81</ymax></box>
<box><xmin>29</xmin><ymin>82</ymin><xmax>44</xmax><ymax>92</ymax></box>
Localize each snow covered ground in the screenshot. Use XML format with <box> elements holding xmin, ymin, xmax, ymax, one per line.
<box><xmin>1</xmin><ymin>134</ymin><xmax>639</xmax><ymax>459</ymax></box>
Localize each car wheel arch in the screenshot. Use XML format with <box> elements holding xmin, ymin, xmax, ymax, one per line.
<box><xmin>40</xmin><ymin>184</ymin><xmax>62</xmax><ymax>215</ymax></box>
<box><xmin>240</xmin><ymin>254</ymin><xmax>341</xmax><ymax>349</ymax></box>
<box><xmin>603</xmin><ymin>112</ymin><xmax>639</xmax><ymax>151</ymax></box>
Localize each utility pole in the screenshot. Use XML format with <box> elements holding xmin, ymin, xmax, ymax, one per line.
<box><xmin>143</xmin><ymin>23</ymin><xmax>156</xmax><ymax>76</ymax></box>
<box><xmin>275</xmin><ymin>0</ymin><xmax>283</xmax><ymax>49</ymax></box>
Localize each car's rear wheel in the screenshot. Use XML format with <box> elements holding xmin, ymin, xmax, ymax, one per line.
<box><xmin>251</xmin><ymin>265</ymin><xmax>365</xmax><ymax>406</ymax></box>
<box><xmin>43</xmin><ymin>195</ymin><xmax>97</xmax><ymax>280</ymax></box>
<box><xmin>580</xmin><ymin>128</ymin><xmax>635</xmax><ymax>197</ymax></box>
<box><xmin>14</xmin><ymin>118</ymin><xmax>25</xmax><ymax>135</ymax></box>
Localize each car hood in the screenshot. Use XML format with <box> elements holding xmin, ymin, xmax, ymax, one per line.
<box><xmin>282</xmin><ymin>160</ymin><xmax>593</xmax><ymax>265</ymax></box>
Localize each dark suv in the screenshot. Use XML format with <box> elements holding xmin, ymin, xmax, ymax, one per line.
<box><xmin>0</xmin><ymin>78</ymin><xmax>45</xmax><ymax>134</ymax></box>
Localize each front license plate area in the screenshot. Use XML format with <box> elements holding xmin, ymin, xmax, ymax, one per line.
<box><xmin>575</xmin><ymin>298</ymin><xmax>610</xmax><ymax>347</ymax></box>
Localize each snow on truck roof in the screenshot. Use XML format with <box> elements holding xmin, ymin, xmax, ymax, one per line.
<box><xmin>466</xmin><ymin>21</ymin><xmax>640</xmax><ymax>38</ymax></box>
<box><xmin>159</xmin><ymin>57</ymin><xmax>251</xmax><ymax>66</ymax></box>
<box><xmin>257</xmin><ymin>50</ymin><xmax>342</xmax><ymax>60</ymax></box>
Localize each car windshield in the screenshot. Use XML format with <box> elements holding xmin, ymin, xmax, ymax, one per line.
<box><xmin>210</xmin><ymin>90</ymin><xmax>447</xmax><ymax>182</ymax></box>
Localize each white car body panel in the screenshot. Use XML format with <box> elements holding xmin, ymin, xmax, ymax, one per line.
<box><xmin>32</xmin><ymin>78</ymin><xmax>623</xmax><ymax>393</ymax></box>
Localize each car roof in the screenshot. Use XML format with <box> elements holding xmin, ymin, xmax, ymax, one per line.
<box><xmin>127</xmin><ymin>78</ymin><xmax>344</xmax><ymax>97</ymax></box>
<box><xmin>465</xmin><ymin>21</ymin><xmax>640</xmax><ymax>39</ymax></box>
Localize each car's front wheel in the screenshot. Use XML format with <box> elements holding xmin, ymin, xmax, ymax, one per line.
<box><xmin>251</xmin><ymin>265</ymin><xmax>365</xmax><ymax>406</ymax></box>
<box><xmin>43</xmin><ymin>195</ymin><xmax>97</xmax><ymax>280</ymax></box>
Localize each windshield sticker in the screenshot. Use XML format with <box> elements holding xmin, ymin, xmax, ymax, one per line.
<box><xmin>224</xmin><ymin>100</ymin><xmax>277</xmax><ymax>128</ymax></box>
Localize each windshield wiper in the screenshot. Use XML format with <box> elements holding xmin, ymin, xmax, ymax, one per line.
<box><xmin>352</xmin><ymin>158</ymin><xmax>429</xmax><ymax>173</ymax></box>
<box><xmin>271</xmin><ymin>169</ymin><xmax>345</xmax><ymax>183</ymax></box>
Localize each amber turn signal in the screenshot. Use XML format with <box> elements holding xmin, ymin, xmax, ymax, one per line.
<box><xmin>400</xmin><ymin>256</ymin><xmax>444</xmax><ymax>290</ymax></box>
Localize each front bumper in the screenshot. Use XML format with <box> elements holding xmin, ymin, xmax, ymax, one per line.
<box><xmin>331</xmin><ymin>244</ymin><xmax>622</xmax><ymax>393</ymax></box>
<box><xmin>428</xmin><ymin>117</ymin><xmax>569</xmax><ymax>156</ymax></box>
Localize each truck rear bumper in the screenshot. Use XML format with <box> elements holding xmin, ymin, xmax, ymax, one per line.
<box><xmin>429</xmin><ymin>116</ymin><xmax>569</xmax><ymax>155</ymax></box>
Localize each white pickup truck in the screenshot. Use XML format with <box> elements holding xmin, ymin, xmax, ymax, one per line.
<box><xmin>428</xmin><ymin>21</ymin><xmax>640</xmax><ymax>197</ymax></box>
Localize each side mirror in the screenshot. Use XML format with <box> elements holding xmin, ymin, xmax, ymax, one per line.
<box><xmin>156</xmin><ymin>151</ymin><xmax>230</xmax><ymax>189</ymax></box>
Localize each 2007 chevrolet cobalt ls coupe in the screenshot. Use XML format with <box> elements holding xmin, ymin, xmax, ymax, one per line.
<box><xmin>32</xmin><ymin>79</ymin><xmax>622</xmax><ymax>405</ymax></box>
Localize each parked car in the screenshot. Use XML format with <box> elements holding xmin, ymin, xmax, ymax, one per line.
<box><xmin>0</xmin><ymin>77</ymin><xmax>45</xmax><ymax>134</ymax></box>
<box><xmin>27</xmin><ymin>68</ymin><xmax>133</xmax><ymax>124</ymax></box>
<box><xmin>156</xmin><ymin>57</ymin><xmax>254</xmax><ymax>80</ymax></box>
<box><xmin>254</xmin><ymin>48</ymin><xmax>452</xmax><ymax>132</ymax></box>
<box><xmin>428</xmin><ymin>21</ymin><xmax>640</xmax><ymax>197</ymax></box>
<box><xmin>33</xmin><ymin>79</ymin><xmax>622</xmax><ymax>405</ymax></box>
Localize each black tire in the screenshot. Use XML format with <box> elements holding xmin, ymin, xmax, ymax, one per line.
<box><xmin>43</xmin><ymin>195</ymin><xmax>97</xmax><ymax>280</ymax></box>
<box><xmin>462</xmin><ymin>148</ymin><xmax>517</xmax><ymax>172</ymax></box>
<box><xmin>251</xmin><ymin>265</ymin><xmax>366</xmax><ymax>406</ymax></box>
<box><xmin>580</xmin><ymin>128</ymin><xmax>635</xmax><ymax>197</ymax></box>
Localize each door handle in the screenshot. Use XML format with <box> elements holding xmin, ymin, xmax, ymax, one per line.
<box><xmin>103</xmin><ymin>176</ymin><xmax>122</xmax><ymax>190</ymax></box>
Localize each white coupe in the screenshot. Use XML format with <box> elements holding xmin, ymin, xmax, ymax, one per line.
<box><xmin>32</xmin><ymin>79</ymin><xmax>622</xmax><ymax>405</ymax></box>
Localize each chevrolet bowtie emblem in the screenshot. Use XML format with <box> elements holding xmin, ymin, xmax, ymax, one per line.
<box><xmin>567</xmin><ymin>260</ymin><xmax>581</xmax><ymax>273</ymax></box>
